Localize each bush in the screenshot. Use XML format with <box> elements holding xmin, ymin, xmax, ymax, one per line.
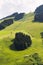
<box><xmin>32</xmin><ymin>53</ymin><xmax>43</xmax><ymax>65</ymax></box>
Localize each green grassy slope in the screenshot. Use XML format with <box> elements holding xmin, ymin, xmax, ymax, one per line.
<box><xmin>0</xmin><ymin>13</ymin><xmax>43</xmax><ymax>65</ymax></box>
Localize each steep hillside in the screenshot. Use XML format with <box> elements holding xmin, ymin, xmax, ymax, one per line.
<box><xmin>0</xmin><ymin>13</ymin><xmax>43</xmax><ymax>65</ymax></box>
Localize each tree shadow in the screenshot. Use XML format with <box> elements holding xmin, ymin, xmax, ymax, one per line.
<box><xmin>10</xmin><ymin>32</ymin><xmax>32</xmax><ymax>51</ymax></box>
<box><xmin>34</xmin><ymin>5</ymin><xmax>43</xmax><ymax>22</ymax></box>
<box><xmin>0</xmin><ymin>19</ymin><xmax>13</xmax><ymax>30</ymax></box>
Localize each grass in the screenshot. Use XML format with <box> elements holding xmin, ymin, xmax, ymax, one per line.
<box><xmin>0</xmin><ymin>13</ymin><xmax>43</xmax><ymax>65</ymax></box>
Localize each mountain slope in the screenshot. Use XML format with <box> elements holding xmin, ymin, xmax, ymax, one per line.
<box><xmin>0</xmin><ymin>12</ymin><xmax>43</xmax><ymax>65</ymax></box>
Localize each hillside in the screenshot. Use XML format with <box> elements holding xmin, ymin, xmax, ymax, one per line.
<box><xmin>0</xmin><ymin>12</ymin><xmax>43</xmax><ymax>65</ymax></box>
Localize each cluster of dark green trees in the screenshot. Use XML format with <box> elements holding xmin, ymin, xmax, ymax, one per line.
<box><xmin>0</xmin><ymin>19</ymin><xmax>13</xmax><ymax>30</ymax></box>
<box><xmin>10</xmin><ymin>32</ymin><xmax>32</xmax><ymax>50</ymax></box>
<box><xmin>0</xmin><ymin>13</ymin><xmax>25</xmax><ymax>30</ymax></box>
<box><xmin>34</xmin><ymin>5</ymin><xmax>43</xmax><ymax>22</ymax></box>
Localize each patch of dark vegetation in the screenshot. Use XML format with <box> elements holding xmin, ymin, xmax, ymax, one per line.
<box><xmin>32</xmin><ymin>53</ymin><xmax>41</xmax><ymax>61</ymax></box>
<box><xmin>40</xmin><ymin>32</ymin><xmax>43</xmax><ymax>44</ymax></box>
<box><xmin>0</xmin><ymin>24</ymin><xmax>5</xmax><ymax>30</ymax></box>
<box><xmin>29</xmin><ymin>53</ymin><xmax>43</xmax><ymax>65</ymax></box>
<box><xmin>40</xmin><ymin>32</ymin><xmax>43</xmax><ymax>38</ymax></box>
<box><xmin>34</xmin><ymin>5</ymin><xmax>43</xmax><ymax>22</ymax></box>
<box><xmin>9</xmin><ymin>12</ymin><xmax>18</xmax><ymax>17</ymax></box>
<box><xmin>10</xmin><ymin>32</ymin><xmax>32</xmax><ymax>51</ymax></box>
<box><xmin>16</xmin><ymin>53</ymin><xmax>43</xmax><ymax>65</ymax></box>
<box><xmin>0</xmin><ymin>19</ymin><xmax>13</xmax><ymax>30</ymax></box>
<box><xmin>0</xmin><ymin>12</ymin><xmax>18</xmax><ymax>20</ymax></box>
<box><xmin>14</xmin><ymin>13</ymin><xmax>25</xmax><ymax>21</ymax></box>
<box><xmin>0</xmin><ymin>12</ymin><xmax>25</xmax><ymax>21</ymax></box>
<box><xmin>0</xmin><ymin>12</ymin><xmax>25</xmax><ymax>30</ymax></box>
